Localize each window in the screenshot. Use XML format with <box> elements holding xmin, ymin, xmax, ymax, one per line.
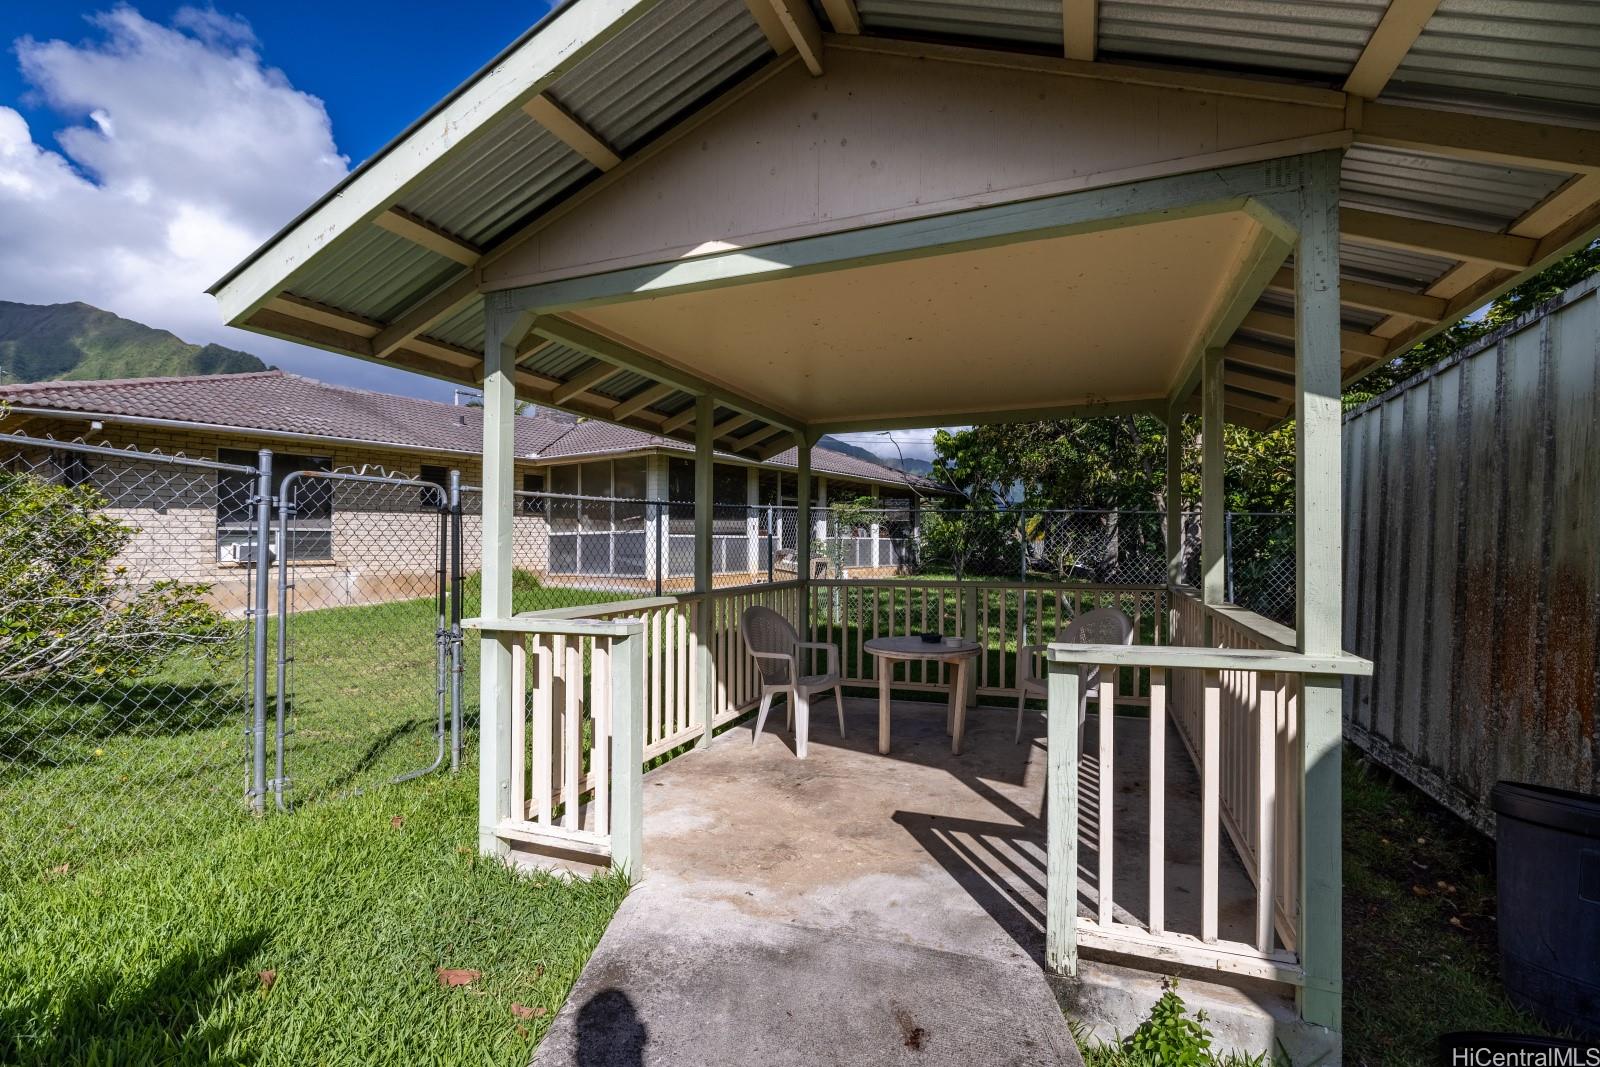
<box><xmin>53</xmin><ymin>451</ymin><xmax>90</xmax><ymax>488</ymax></box>
<box><xmin>520</xmin><ymin>472</ymin><xmax>545</xmax><ymax>514</ymax></box>
<box><xmin>418</xmin><ymin>465</ymin><xmax>449</xmax><ymax>509</ymax></box>
<box><xmin>217</xmin><ymin>448</ymin><xmax>333</xmax><ymax>562</ymax></box>
<box><xmin>545</xmin><ymin>459</ymin><xmax>649</xmax><ymax>577</ymax></box>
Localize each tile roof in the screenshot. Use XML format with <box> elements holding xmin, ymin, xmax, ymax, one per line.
<box><xmin>0</xmin><ymin>371</ymin><xmax>942</xmax><ymax>491</ymax></box>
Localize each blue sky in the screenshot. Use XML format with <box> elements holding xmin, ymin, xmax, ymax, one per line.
<box><xmin>1</xmin><ymin>3</ymin><xmax>547</xmax><ymax>172</ymax></box>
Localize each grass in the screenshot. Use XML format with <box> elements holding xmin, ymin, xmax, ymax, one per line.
<box><xmin>0</xmin><ymin>572</ymin><xmax>634</xmax><ymax>1066</ymax></box>
<box><xmin>1343</xmin><ymin>748</ymin><xmax>1547</xmax><ymax>1065</ymax></box>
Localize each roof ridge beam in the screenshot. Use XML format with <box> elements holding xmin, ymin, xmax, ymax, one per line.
<box><xmin>1341</xmin><ymin>207</ymin><xmax>1535</xmax><ymax>270</ymax></box>
<box><xmin>374</xmin><ymin>207</ymin><xmax>482</xmax><ymax>266</ymax></box>
<box><xmin>1343</xmin><ymin>0</ymin><xmax>1441</xmax><ymax>99</ymax></box>
<box><xmin>523</xmin><ymin>94</ymin><xmax>621</xmax><ymax>171</ymax></box>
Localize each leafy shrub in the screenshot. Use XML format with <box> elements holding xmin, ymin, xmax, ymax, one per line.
<box><xmin>1123</xmin><ymin>981</ymin><xmax>1213</xmax><ymax>1066</ymax></box>
<box><xmin>0</xmin><ymin>471</ymin><xmax>230</xmax><ymax>686</ymax></box>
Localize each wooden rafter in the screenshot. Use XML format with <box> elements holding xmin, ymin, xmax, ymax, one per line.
<box><xmin>1341</xmin><ymin>208</ymin><xmax>1535</xmax><ymax>271</ymax></box>
<box><xmin>611</xmin><ymin>382</ymin><xmax>676</xmax><ymax>421</ymax></box>
<box><xmin>820</xmin><ymin>0</ymin><xmax>859</xmax><ymax>34</ymax></box>
<box><xmin>523</xmin><ymin>94</ymin><xmax>621</xmax><ymax>171</ymax></box>
<box><xmin>766</xmin><ymin>0</ymin><xmax>824</xmax><ymax>76</ymax></box>
<box><xmin>732</xmin><ymin>423</ymin><xmax>784</xmax><ymax>452</ymax></box>
<box><xmin>1266</xmin><ymin>268</ymin><xmax>1444</xmax><ymax>323</ymax></box>
<box><xmin>661</xmin><ymin>406</ymin><xmax>698</xmax><ymax>434</ymax></box>
<box><xmin>1223</xmin><ymin>364</ymin><xmax>1294</xmax><ymax>400</ymax></box>
<box><xmin>372</xmin><ymin>274</ymin><xmax>479</xmax><ymax>358</ymax></box>
<box><xmin>1343</xmin><ymin>0</ymin><xmax>1441</xmax><ymax>99</ymax></box>
<box><xmin>1062</xmin><ymin>0</ymin><xmax>1097</xmax><ymax>61</ymax></box>
<box><xmin>373</xmin><ymin>207</ymin><xmax>482</xmax><ymax>266</ymax></box>
<box><xmin>1239</xmin><ymin>310</ymin><xmax>1387</xmax><ymax>362</ymax></box>
<box><xmin>1222</xmin><ymin>388</ymin><xmax>1291</xmax><ymax>418</ymax></box>
<box><xmin>551</xmin><ymin>361</ymin><xmax>624</xmax><ymax>404</ymax></box>
<box><xmin>1223</xmin><ymin>341</ymin><xmax>1295</xmax><ymax>376</ymax></box>
<box><xmin>1355</xmin><ymin>102</ymin><xmax>1600</xmax><ymax>175</ymax></box>
<box><xmin>265</xmin><ymin>294</ymin><xmax>383</xmax><ymax>338</ymax></box>
<box><xmin>712</xmin><ymin>413</ymin><xmax>756</xmax><ymax>440</ymax></box>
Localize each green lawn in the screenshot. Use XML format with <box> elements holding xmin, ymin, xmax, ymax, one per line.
<box><xmin>0</xmin><ymin>575</ymin><xmax>631</xmax><ymax>1066</ymax></box>
<box><xmin>1344</xmin><ymin>749</ymin><xmax>1547</xmax><ymax>1064</ymax></box>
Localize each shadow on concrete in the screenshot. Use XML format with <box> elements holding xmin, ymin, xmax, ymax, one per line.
<box><xmin>574</xmin><ymin>988</ymin><xmax>647</xmax><ymax>1067</ymax></box>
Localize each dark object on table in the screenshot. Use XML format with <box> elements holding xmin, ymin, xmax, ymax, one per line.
<box><xmin>1490</xmin><ymin>781</ymin><xmax>1600</xmax><ymax>1039</ymax></box>
<box><xmin>919</xmin><ymin>631</ymin><xmax>941</xmax><ymax>644</ymax></box>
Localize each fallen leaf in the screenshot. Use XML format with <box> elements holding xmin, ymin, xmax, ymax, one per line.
<box><xmin>259</xmin><ymin>970</ymin><xmax>277</xmax><ymax>991</ymax></box>
<box><xmin>47</xmin><ymin>863</ymin><xmax>70</xmax><ymax>877</ymax></box>
<box><xmin>390</xmin><ymin>815</ymin><xmax>405</xmax><ymax>829</ymax></box>
<box><xmin>511</xmin><ymin>1002</ymin><xmax>547</xmax><ymax>1019</ymax></box>
<box><xmin>534</xmin><ymin>964</ymin><xmax>545</xmax><ymax>978</ymax></box>
<box><xmin>437</xmin><ymin>968</ymin><xmax>481</xmax><ymax>988</ymax></box>
<box><xmin>515</xmin><ymin>1025</ymin><xmax>529</xmax><ymax>1039</ymax></box>
<box><xmin>1448</xmin><ymin>916</ymin><xmax>1465</xmax><ymax>928</ymax></box>
<box><xmin>1411</xmin><ymin>884</ymin><xmax>1430</xmax><ymax>897</ymax></box>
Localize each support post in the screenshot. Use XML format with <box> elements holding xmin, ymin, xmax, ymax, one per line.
<box><xmin>478</xmin><ymin>306</ymin><xmax>523</xmax><ymax>859</ymax></box>
<box><xmin>796</xmin><ymin>435</ymin><xmax>812</xmax><ymax>628</ymax></box>
<box><xmin>249</xmin><ymin>449</ymin><xmax>273</xmax><ymax>816</ymax></box>
<box><xmin>449</xmin><ymin>469</ymin><xmax>464</xmax><ymax>773</ymax></box>
<box><xmin>1165</xmin><ymin>409</ymin><xmax>1184</xmax><ymax>588</ymax></box>
<box><xmin>1293</xmin><ymin>149</ymin><xmax>1344</xmax><ymax>1033</ymax></box>
<box><xmin>1045</xmin><ymin>660</ymin><xmax>1082</xmax><ymax>974</ymax></box>
<box><xmin>694</xmin><ymin>394</ymin><xmax>715</xmax><ymax>747</ymax></box>
<box><xmin>1201</xmin><ymin>346</ymin><xmax>1226</xmax><ymax>612</ymax></box>
<box><xmin>609</xmin><ymin>624</ymin><xmax>645</xmax><ymax>879</ymax></box>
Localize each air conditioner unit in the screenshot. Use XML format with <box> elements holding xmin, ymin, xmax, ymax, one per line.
<box><xmin>221</xmin><ymin>540</ymin><xmax>276</xmax><ymax>565</ymax></box>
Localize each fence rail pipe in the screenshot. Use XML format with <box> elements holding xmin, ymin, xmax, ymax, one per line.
<box><xmin>249</xmin><ymin>449</ymin><xmax>273</xmax><ymax>815</ymax></box>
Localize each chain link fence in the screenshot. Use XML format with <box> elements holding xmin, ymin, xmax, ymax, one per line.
<box><xmin>1</xmin><ymin>436</ymin><xmax>256</xmax><ymax>878</ymax></box>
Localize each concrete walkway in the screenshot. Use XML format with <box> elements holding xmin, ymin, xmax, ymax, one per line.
<box><xmin>530</xmin><ymin>695</ymin><xmax>1245</xmax><ymax>1065</ymax></box>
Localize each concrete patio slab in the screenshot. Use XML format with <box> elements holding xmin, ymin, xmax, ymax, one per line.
<box><xmin>529</xmin><ymin>695</ymin><xmax>1262</xmax><ymax>1065</ymax></box>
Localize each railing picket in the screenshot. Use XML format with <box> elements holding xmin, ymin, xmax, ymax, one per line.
<box><xmin>511</xmin><ymin>636</ymin><xmax>527</xmax><ymax>821</ymax></box>
<box><xmin>534</xmin><ymin>637</ymin><xmax>554</xmax><ymax>824</ymax></box>
<box><xmin>1148</xmin><ymin>667</ymin><xmax>1166</xmax><ymax>935</ymax></box>
<box><xmin>592</xmin><ymin>638</ymin><xmax>610</xmax><ymax>835</ymax></box>
<box><xmin>1201</xmin><ymin>668</ymin><xmax>1221</xmax><ymax>943</ymax></box>
<box><xmin>1098</xmin><ymin>669</ymin><xmax>1115</xmax><ymax>927</ymax></box>
<box><xmin>1255</xmin><ymin>669</ymin><xmax>1277</xmax><ymax>952</ymax></box>
<box><xmin>563</xmin><ymin>639</ymin><xmax>582</xmax><ymax>830</ymax></box>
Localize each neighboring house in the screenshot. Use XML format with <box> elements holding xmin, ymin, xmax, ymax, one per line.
<box><xmin>0</xmin><ymin>371</ymin><xmax>942</xmax><ymax>608</ymax></box>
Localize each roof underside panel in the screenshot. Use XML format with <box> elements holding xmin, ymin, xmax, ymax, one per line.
<box><xmin>398</xmin><ymin>115</ymin><xmax>594</xmax><ymax>247</ymax></box>
<box><xmin>854</xmin><ymin>0</ymin><xmax>1065</xmax><ymax>48</ymax></box>
<box><xmin>548</xmin><ymin>0</ymin><xmax>774</xmax><ymax>154</ymax></box>
<box><xmin>524</xmin><ymin>343</ymin><xmax>595</xmax><ymax>381</ymax></box>
<box><xmin>1332</xmin><ymin>241</ymin><xmax>1458</xmax><ymax>292</ymax></box>
<box><xmin>1097</xmin><ymin>0</ymin><xmax>1389</xmax><ymax>81</ymax></box>
<box><xmin>1341</xmin><ymin>145</ymin><xmax>1570</xmax><ymax>232</ymax></box>
<box><xmin>428</xmin><ymin>295</ymin><xmax>489</xmax><ymax>351</ymax></box>
<box><xmin>288</xmin><ymin>227</ymin><xmax>461</xmax><ymax>323</ymax></box>
<box><xmin>1387</xmin><ymin>0</ymin><xmax>1600</xmax><ymax>127</ymax></box>
<box><xmin>592</xmin><ymin>369</ymin><xmax>653</xmax><ymax>401</ymax></box>
<box><xmin>1254</xmin><ymin>290</ymin><xmax>1386</xmax><ymax>332</ymax></box>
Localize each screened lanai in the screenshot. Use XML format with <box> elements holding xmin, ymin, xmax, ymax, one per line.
<box><xmin>211</xmin><ymin>0</ymin><xmax>1600</xmax><ymax>1043</ymax></box>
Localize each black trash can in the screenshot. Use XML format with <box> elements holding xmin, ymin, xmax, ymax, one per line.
<box><xmin>1491</xmin><ymin>781</ymin><xmax>1600</xmax><ymax>1039</ymax></box>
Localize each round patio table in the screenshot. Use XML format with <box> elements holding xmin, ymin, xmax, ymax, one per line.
<box><xmin>864</xmin><ymin>635</ymin><xmax>981</xmax><ymax>756</ymax></box>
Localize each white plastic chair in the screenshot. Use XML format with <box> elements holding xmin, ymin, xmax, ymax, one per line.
<box><xmin>740</xmin><ymin>604</ymin><xmax>845</xmax><ymax>759</ymax></box>
<box><xmin>1014</xmin><ymin>607</ymin><xmax>1134</xmax><ymax>743</ymax></box>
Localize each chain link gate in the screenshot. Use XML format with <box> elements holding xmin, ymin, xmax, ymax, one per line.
<box><xmin>271</xmin><ymin>468</ymin><xmax>458</xmax><ymax>807</ymax></box>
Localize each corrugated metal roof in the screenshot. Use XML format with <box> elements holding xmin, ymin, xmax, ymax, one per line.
<box><xmin>1254</xmin><ymin>290</ymin><xmax>1386</xmax><ymax>332</ymax></box>
<box><xmin>524</xmin><ymin>343</ymin><xmax>595</xmax><ymax>380</ymax></box>
<box><xmin>428</xmin><ymin>296</ymin><xmax>490</xmax><ymax>351</ymax></box>
<box><xmin>1097</xmin><ymin>0</ymin><xmax>1389</xmax><ymax>80</ymax></box>
<box><xmin>855</xmin><ymin>0</ymin><xmax>1064</xmax><ymax>48</ymax></box>
<box><xmin>1387</xmin><ymin>0</ymin><xmax>1600</xmax><ymax>126</ymax></box>
<box><xmin>1341</xmin><ymin>144</ymin><xmax>1568</xmax><ymax>232</ymax></box>
<box><xmin>288</xmin><ymin>226</ymin><xmax>461</xmax><ymax>323</ymax></box>
<box><xmin>550</xmin><ymin>0</ymin><xmax>773</xmax><ymax>153</ymax></box>
<box><xmin>398</xmin><ymin>114</ymin><xmax>594</xmax><ymax>247</ymax></box>
<box><xmin>1334</xmin><ymin>241</ymin><xmax>1457</xmax><ymax>292</ymax></box>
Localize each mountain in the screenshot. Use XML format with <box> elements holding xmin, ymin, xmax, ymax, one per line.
<box><xmin>0</xmin><ymin>301</ymin><xmax>269</xmax><ymax>385</ymax></box>
<box><xmin>817</xmin><ymin>434</ymin><xmax>935</xmax><ymax>476</ymax></box>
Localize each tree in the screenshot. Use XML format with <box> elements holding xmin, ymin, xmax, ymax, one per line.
<box><xmin>0</xmin><ymin>472</ymin><xmax>232</xmax><ymax>686</ymax></box>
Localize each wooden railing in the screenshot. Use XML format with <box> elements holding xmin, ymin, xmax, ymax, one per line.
<box><xmin>806</xmin><ymin>579</ymin><xmax>1169</xmax><ymax>700</ymax></box>
<box><xmin>1042</xmin><ymin>624</ymin><xmax>1369</xmax><ymax>992</ymax></box>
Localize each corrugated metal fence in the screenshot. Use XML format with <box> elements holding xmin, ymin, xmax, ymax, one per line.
<box><xmin>1342</xmin><ymin>275</ymin><xmax>1600</xmax><ymax>833</ymax></box>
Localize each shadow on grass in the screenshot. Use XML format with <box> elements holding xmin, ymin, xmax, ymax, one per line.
<box><xmin>0</xmin><ymin>930</ymin><xmax>267</xmax><ymax>1066</ymax></box>
<box><xmin>0</xmin><ymin>680</ymin><xmax>243</xmax><ymax>771</ymax></box>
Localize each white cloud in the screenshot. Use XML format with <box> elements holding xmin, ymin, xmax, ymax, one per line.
<box><xmin>0</xmin><ymin>7</ymin><xmax>452</xmax><ymax>396</ymax></box>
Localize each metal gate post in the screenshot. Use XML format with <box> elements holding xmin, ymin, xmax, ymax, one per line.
<box><xmin>654</xmin><ymin>500</ymin><xmax>664</xmax><ymax>597</ymax></box>
<box><xmin>449</xmin><ymin>470</ymin><xmax>464</xmax><ymax>772</ymax></box>
<box><xmin>1225</xmin><ymin>511</ymin><xmax>1235</xmax><ymax>604</ymax></box>
<box><xmin>249</xmin><ymin>449</ymin><xmax>273</xmax><ymax>815</ymax></box>
<box><xmin>273</xmin><ymin>481</ymin><xmax>292</xmax><ymax>809</ymax></box>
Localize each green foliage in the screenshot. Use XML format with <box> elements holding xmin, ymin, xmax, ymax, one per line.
<box><xmin>0</xmin><ymin>471</ymin><xmax>231</xmax><ymax>686</ymax></box>
<box><xmin>1124</xmin><ymin>981</ymin><xmax>1213</xmax><ymax>1066</ymax></box>
<box><xmin>0</xmin><ymin>300</ymin><xmax>267</xmax><ymax>384</ymax></box>
<box><xmin>917</xmin><ymin>505</ymin><xmax>1016</xmax><ymax>580</ymax></box>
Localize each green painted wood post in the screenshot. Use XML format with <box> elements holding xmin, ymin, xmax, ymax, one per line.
<box><xmin>609</xmin><ymin>623</ymin><xmax>645</xmax><ymax>880</ymax></box>
<box><xmin>477</xmin><ymin>306</ymin><xmax>520</xmax><ymax>859</ymax></box>
<box><xmin>1045</xmin><ymin>660</ymin><xmax>1082</xmax><ymax>974</ymax></box>
<box><xmin>1165</xmin><ymin>407</ymin><xmax>1184</xmax><ymax>641</ymax></box>
<box><xmin>796</xmin><ymin>436</ymin><xmax>812</xmax><ymax>635</ymax></box>
<box><xmin>694</xmin><ymin>394</ymin><xmax>715</xmax><ymax>748</ymax></box>
<box><xmin>1200</xmin><ymin>346</ymin><xmax>1226</xmax><ymax>615</ymax></box>
<box><xmin>1293</xmin><ymin>149</ymin><xmax>1345</xmax><ymax>1033</ymax></box>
